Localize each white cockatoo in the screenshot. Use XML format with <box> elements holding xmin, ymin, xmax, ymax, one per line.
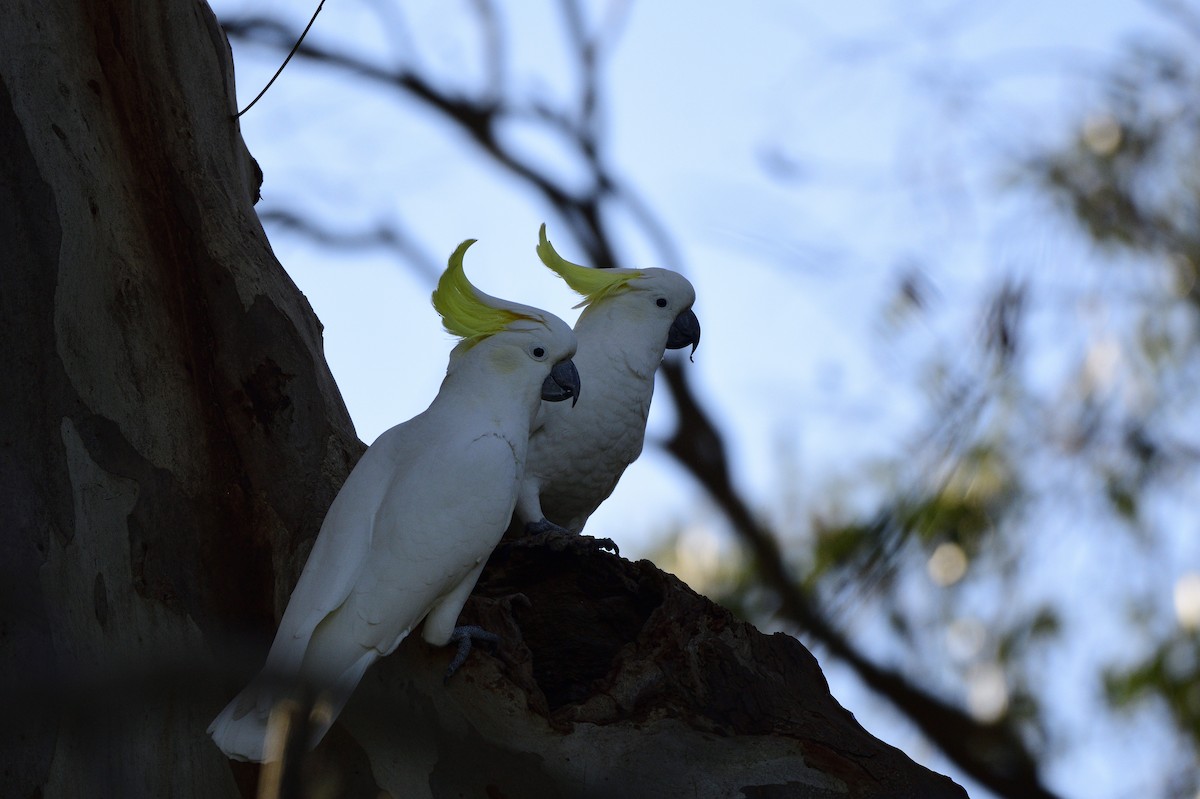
<box><xmin>208</xmin><ymin>239</ymin><xmax>581</xmax><ymax>762</ymax></box>
<box><xmin>513</xmin><ymin>225</ymin><xmax>700</xmax><ymax>543</ymax></box>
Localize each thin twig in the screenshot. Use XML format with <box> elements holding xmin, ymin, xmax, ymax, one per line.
<box><xmin>235</xmin><ymin>0</ymin><xmax>328</xmax><ymax>118</ymax></box>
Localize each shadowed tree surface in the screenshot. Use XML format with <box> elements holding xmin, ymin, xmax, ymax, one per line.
<box><xmin>0</xmin><ymin>1</ymin><xmax>967</xmax><ymax>796</ymax></box>
<box><xmin>1</xmin><ymin>0</ymin><xmax>360</xmax><ymax>794</ymax></box>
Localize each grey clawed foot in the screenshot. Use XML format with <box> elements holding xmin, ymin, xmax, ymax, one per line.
<box><xmin>444</xmin><ymin>625</ymin><xmax>500</xmax><ymax>683</ymax></box>
<box><xmin>517</xmin><ymin>519</ymin><xmax>618</xmax><ymax>555</ymax></box>
<box><xmin>525</xmin><ymin>518</ymin><xmax>572</xmax><ymax>537</ymax></box>
<box><xmin>585</xmin><ymin>535</ymin><xmax>619</xmax><ymax>555</ymax></box>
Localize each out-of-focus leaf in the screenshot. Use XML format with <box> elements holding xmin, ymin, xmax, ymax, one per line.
<box><xmin>1105</xmin><ymin>631</ymin><xmax>1200</xmax><ymax>744</ymax></box>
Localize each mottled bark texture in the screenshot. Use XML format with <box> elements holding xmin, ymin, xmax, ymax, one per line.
<box><xmin>341</xmin><ymin>544</ymin><xmax>967</xmax><ymax>799</ymax></box>
<box><xmin>0</xmin><ymin>1</ymin><xmax>361</xmax><ymax>796</ymax></box>
<box><xmin>0</xmin><ymin>2</ymin><xmax>965</xmax><ymax>797</ymax></box>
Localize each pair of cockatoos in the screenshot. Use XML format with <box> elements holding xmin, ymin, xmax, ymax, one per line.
<box><xmin>209</xmin><ymin>227</ymin><xmax>698</xmax><ymax>762</ymax></box>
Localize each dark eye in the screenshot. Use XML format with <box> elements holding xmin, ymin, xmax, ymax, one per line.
<box><xmin>656</xmin><ymin>298</ymin><xmax>668</xmax><ymax>308</ymax></box>
<box><xmin>532</xmin><ymin>347</ymin><xmax>545</xmax><ymax>358</ymax></box>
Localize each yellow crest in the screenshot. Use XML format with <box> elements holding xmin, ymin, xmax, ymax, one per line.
<box><xmin>537</xmin><ymin>224</ymin><xmax>643</xmax><ymax>307</ymax></box>
<box><xmin>432</xmin><ymin>240</ymin><xmax>532</xmax><ymax>345</ymax></box>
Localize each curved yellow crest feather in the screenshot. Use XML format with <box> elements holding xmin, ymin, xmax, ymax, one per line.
<box><xmin>432</xmin><ymin>239</ymin><xmax>532</xmax><ymax>344</ymax></box>
<box><xmin>537</xmin><ymin>224</ymin><xmax>643</xmax><ymax>307</ymax></box>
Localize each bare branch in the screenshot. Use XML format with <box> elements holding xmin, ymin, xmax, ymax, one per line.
<box><xmin>467</xmin><ymin>0</ymin><xmax>506</xmax><ymax>101</ymax></box>
<box><xmin>260</xmin><ymin>209</ymin><xmax>441</xmax><ymax>281</ymax></box>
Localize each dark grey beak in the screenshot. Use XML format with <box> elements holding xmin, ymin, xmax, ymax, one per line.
<box><xmin>666</xmin><ymin>308</ymin><xmax>701</xmax><ymax>360</ymax></box>
<box><xmin>541</xmin><ymin>359</ymin><xmax>581</xmax><ymax>406</ymax></box>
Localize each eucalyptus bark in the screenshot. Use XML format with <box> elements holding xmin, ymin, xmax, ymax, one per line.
<box><xmin>1</xmin><ymin>2</ymin><xmax>360</xmax><ymax>795</ymax></box>
<box><xmin>0</xmin><ymin>2</ymin><xmax>965</xmax><ymax>797</ymax></box>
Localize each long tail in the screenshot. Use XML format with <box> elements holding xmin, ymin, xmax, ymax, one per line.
<box><xmin>207</xmin><ymin>677</ymin><xmax>276</xmax><ymax>762</ymax></box>
<box><xmin>208</xmin><ymin>650</ymin><xmax>380</xmax><ymax>763</ymax></box>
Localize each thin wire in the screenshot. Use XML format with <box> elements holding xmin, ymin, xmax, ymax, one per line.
<box><xmin>235</xmin><ymin>0</ymin><xmax>327</xmax><ymax>118</ymax></box>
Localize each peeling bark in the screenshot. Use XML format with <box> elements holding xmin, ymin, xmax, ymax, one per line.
<box><xmin>0</xmin><ymin>2</ymin><xmax>966</xmax><ymax>797</ymax></box>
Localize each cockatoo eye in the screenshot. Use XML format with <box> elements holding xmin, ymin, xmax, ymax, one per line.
<box><xmin>656</xmin><ymin>298</ymin><xmax>668</xmax><ymax>308</ymax></box>
<box><xmin>532</xmin><ymin>346</ymin><xmax>546</xmax><ymax>359</ymax></box>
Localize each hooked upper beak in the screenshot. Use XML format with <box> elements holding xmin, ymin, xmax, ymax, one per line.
<box><xmin>541</xmin><ymin>358</ymin><xmax>581</xmax><ymax>406</ymax></box>
<box><xmin>666</xmin><ymin>308</ymin><xmax>701</xmax><ymax>360</ymax></box>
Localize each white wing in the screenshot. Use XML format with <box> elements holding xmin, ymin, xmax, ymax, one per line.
<box><xmin>265</xmin><ymin>420</ymin><xmax>422</xmax><ymax>670</ymax></box>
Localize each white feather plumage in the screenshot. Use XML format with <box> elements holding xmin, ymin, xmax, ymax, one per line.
<box><xmin>516</xmin><ymin>266</ymin><xmax>698</xmax><ymax>535</ymax></box>
<box><xmin>209</xmin><ymin>277</ymin><xmax>577</xmax><ymax>762</ymax></box>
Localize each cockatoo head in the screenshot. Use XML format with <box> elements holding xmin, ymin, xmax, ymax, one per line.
<box><xmin>536</xmin><ymin>225</ymin><xmax>701</xmax><ymax>359</ymax></box>
<box><xmin>433</xmin><ymin>239</ymin><xmax>581</xmax><ymax>405</ymax></box>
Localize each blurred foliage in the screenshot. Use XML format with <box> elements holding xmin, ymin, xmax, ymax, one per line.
<box><xmin>1026</xmin><ymin>32</ymin><xmax>1200</xmax><ymax>757</ymax></box>
<box><xmin>1034</xmin><ymin>42</ymin><xmax>1200</xmax><ymax>290</ymax></box>
<box><xmin>797</xmin><ymin>441</ymin><xmax>1016</xmax><ymax>593</ymax></box>
<box><xmin>1105</xmin><ymin>629</ymin><xmax>1200</xmax><ymax>740</ymax></box>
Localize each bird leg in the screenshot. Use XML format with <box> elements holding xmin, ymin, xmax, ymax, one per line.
<box><xmin>517</xmin><ymin>518</ymin><xmax>619</xmax><ymax>555</ymax></box>
<box><xmin>444</xmin><ymin>625</ymin><xmax>501</xmax><ymax>682</ymax></box>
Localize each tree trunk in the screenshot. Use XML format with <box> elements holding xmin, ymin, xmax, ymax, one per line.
<box><xmin>1</xmin><ymin>2</ymin><xmax>361</xmax><ymax>795</ymax></box>
<box><xmin>0</xmin><ymin>2</ymin><xmax>966</xmax><ymax>797</ymax></box>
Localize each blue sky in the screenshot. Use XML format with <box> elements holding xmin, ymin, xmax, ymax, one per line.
<box><xmin>211</xmin><ymin>2</ymin><xmax>1197</xmax><ymax>795</ymax></box>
